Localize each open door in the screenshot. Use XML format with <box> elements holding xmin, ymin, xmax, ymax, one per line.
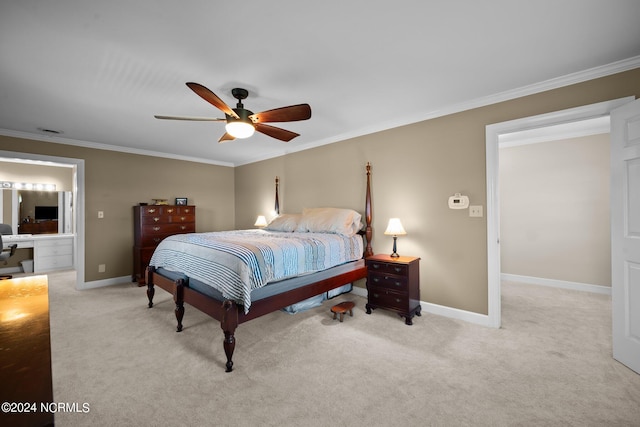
<box><xmin>611</xmin><ymin>98</ymin><xmax>640</xmax><ymax>374</ymax></box>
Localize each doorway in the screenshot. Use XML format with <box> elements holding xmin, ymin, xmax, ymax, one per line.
<box><xmin>499</xmin><ymin>124</ymin><xmax>611</xmax><ymax>292</ymax></box>
<box><xmin>0</xmin><ymin>150</ymin><xmax>85</xmax><ymax>288</ymax></box>
<box><xmin>485</xmin><ymin>97</ymin><xmax>634</xmax><ymax>328</ymax></box>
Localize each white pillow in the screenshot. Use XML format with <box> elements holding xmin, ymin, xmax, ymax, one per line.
<box><xmin>297</xmin><ymin>207</ymin><xmax>362</xmax><ymax>236</ymax></box>
<box><xmin>264</xmin><ymin>213</ymin><xmax>302</xmax><ymax>232</ymax></box>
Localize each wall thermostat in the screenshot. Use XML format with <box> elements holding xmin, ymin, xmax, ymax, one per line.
<box><xmin>448</xmin><ymin>193</ymin><xmax>469</xmax><ymax>209</ymax></box>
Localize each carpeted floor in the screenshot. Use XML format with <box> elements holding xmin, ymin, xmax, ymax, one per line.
<box><xmin>38</xmin><ymin>271</ymin><xmax>640</xmax><ymax>426</ymax></box>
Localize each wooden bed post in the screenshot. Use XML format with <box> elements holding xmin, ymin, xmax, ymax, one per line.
<box><xmin>221</xmin><ymin>300</ymin><xmax>239</xmax><ymax>372</ymax></box>
<box><xmin>365</xmin><ymin>162</ymin><xmax>374</xmax><ymax>258</ymax></box>
<box><xmin>146</xmin><ymin>266</ymin><xmax>155</xmax><ymax>308</ymax></box>
<box><xmin>174</xmin><ymin>280</ymin><xmax>185</xmax><ymax>332</ymax></box>
<box><xmin>275</xmin><ymin>176</ymin><xmax>280</xmax><ymax>215</ymax></box>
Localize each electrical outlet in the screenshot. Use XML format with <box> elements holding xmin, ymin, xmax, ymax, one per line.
<box><xmin>98</xmin><ymin>264</ymin><xmax>106</xmax><ymax>273</ymax></box>
<box><xmin>469</xmin><ymin>205</ymin><xmax>483</xmax><ymax>217</ymax></box>
<box><xmin>98</xmin><ymin>211</ymin><xmax>104</xmax><ymax>219</ymax></box>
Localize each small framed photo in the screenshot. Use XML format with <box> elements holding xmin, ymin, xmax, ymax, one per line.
<box><xmin>175</xmin><ymin>197</ymin><xmax>188</xmax><ymax>206</ymax></box>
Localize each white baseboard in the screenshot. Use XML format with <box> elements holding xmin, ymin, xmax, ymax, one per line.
<box><xmin>79</xmin><ymin>275</ymin><xmax>132</xmax><ymax>290</ymax></box>
<box><xmin>351</xmin><ymin>286</ymin><xmax>493</xmax><ymax>327</ymax></box>
<box><xmin>501</xmin><ymin>273</ymin><xmax>611</xmax><ymax>295</ymax></box>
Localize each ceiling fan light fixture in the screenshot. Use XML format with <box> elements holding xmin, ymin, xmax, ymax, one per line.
<box><xmin>225</xmin><ymin>119</ymin><xmax>255</xmax><ymax>139</ymax></box>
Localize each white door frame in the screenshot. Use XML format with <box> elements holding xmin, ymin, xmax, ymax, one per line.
<box><xmin>485</xmin><ymin>97</ymin><xmax>635</xmax><ymax>328</ymax></box>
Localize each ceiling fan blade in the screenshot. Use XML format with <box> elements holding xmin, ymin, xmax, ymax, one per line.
<box><xmin>250</xmin><ymin>104</ymin><xmax>311</xmax><ymax>123</ymax></box>
<box><xmin>186</xmin><ymin>82</ymin><xmax>239</xmax><ymax>119</ymax></box>
<box><xmin>154</xmin><ymin>115</ymin><xmax>225</xmax><ymax>121</ymax></box>
<box><xmin>218</xmin><ymin>132</ymin><xmax>236</xmax><ymax>143</ymax></box>
<box><xmin>255</xmin><ymin>123</ymin><xmax>300</xmax><ymax>142</ymax></box>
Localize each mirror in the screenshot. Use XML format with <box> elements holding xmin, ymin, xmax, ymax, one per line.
<box><xmin>2</xmin><ymin>189</ymin><xmax>73</xmax><ymax>234</ymax></box>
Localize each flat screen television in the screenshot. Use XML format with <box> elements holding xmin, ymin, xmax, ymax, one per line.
<box><xmin>35</xmin><ymin>206</ymin><xmax>58</xmax><ymax>221</ymax></box>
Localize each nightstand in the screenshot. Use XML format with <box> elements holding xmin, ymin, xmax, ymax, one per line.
<box><xmin>365</xmin><ymin>254</ymin><xmax>421</xmax><ymax>325</ymax></box>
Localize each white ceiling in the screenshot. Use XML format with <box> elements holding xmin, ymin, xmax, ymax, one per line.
<box><xmin>1</xmin><ymin>1</ymin><xmax>639</xmax><ymax>167</ymax></box>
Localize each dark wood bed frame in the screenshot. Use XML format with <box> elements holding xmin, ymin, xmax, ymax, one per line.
<box><xmin>145</xmin><ymin>162</ymin><xmax>374</xmax><ymax>372</ymax></box>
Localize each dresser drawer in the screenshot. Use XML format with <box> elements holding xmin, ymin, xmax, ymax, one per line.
<box><xmin>140</xmin><ymin>214</ymin><xmax>172</xmax><ymax>225</ymax></box>
<box><xmin>168</xmin><ymin>214</ymin><xmax>195</xmax><ymax>223</ymax></box>
<box><xmin>367</xmin><ymin>272</ymin><xmax>408</xmax><ymax>291</ymax></box>
<box><xmin>139</xmin><ymin>226</ymin><xmax>194</xmax><ymax>246</ymax></box>
<box><xmin>36</xmin><ymin>254</ymin><xmax>73</xmax><ymax>271</ymax></box>
<box><xmin>140</xmin><ymin>205</ymin><xmax>195</xmax><ymax>216</ymax></box>
<box><xmin>368</xmin><ymin>288</ymin><xmax>408</xmax><ymax>312</ymax></box>
<box><xmin>141</xmin><ymin>223</ymin><xmax>194</xmax><ymax>236</ymax></box>
<box><xmin>35</xmin><ymin>239</ymin><xmax>73</xmax><ymax>255</ymax></box>
<box><xmin>139</xmin><ymin>213</ymin><xmax>195</xmax><ymax>225</ymax></box>
<box><xmin>366</xmin><ymin>260</ymin><xmax>408</xmax><ymax>276</ymax></box>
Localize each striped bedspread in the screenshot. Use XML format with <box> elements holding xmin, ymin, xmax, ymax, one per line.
<box><xmin>149</xmin><ymin>229</ymin><xmax>364</xmax><ymax>313</ymax></box>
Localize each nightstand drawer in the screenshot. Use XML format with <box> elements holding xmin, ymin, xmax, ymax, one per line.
<box><xmin>368</xmin><ymin>288</ymin><xmax>407</xmax><ymax>311</ymax></box>
<box><xmin>367</xmin><ymin>260</ymin><xmax>408</xmax><ymax>276</ymax></box>
<box><xmin>368</xmin><ymin>272</ymin><xmax>408</xmax><ymax>291</ymax></box>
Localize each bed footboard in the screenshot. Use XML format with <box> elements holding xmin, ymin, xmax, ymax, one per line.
<box><xmin>147</xmin><ymin>265</ymin><xmax>240</xmax><ymax>371</ymax></box>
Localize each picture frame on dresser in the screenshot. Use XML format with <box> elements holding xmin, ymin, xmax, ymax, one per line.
<box><xmin>175</xmin><ymin>197</ymin><xmax>187</xmax><ymax>205</ymax></box>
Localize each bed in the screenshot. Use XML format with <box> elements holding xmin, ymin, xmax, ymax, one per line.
<box><xmin>145</xmin><ymin>162</ymin><xmax>374</xmax><ymax>372</ymax></box>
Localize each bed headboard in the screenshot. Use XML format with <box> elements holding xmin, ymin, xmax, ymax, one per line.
<box><xmin>272</xmin><ymin>162</ymin><xmax>373</xmax><ymax>258</ymax></box>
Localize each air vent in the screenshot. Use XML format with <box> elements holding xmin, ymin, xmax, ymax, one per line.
<box><xmin>37</xmin><ymin>127</ymin><xmax>63</xmax><ymax>135</ymax></box>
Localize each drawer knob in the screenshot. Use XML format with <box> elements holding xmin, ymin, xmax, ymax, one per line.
<box><xmin>394</xmin><ymin>267</ymin><xmax>403</xmax><ymax>273</ymax></box>
<box><xmin>148</xmin><ymin>208</ymin><xmax>156</xmax><ymax>213</ymax></box>
<box><xmin>372</xmin><ymin>277</ymin><xmax>380</xmax><ymax>283</ymax></box>
<box><xmin>180</xmin><ymin>226</ymin><xmax>187</xmax><ymax>230</ymax></box>
<box><xmin>153</xmin><ymin>238</ymin><xmax>161</xmax><ymax>243</ymax></box>
<box><xmin>153</xmin><ymin>217</ymin><xmax>160</xmax><ymax>222</ymax></box>
<box><xmin>167</xmin><ymin>208</ymin><xmax>174</xmax><ymax>213</ymax></box>
<box><xmin>153</xmin><ymin>226</ymin><xmax>160</xmax><ymax>231</ymax></box>
<box><xmin>184</xmin><ymin>208</ymin><xmax>191</xmax><ymax>213</ymax></box>
<box><xmin>180</xmin><ymin>216</ymin><xmax>186</xmax><ymax>221</ymax></box>
<box><xmin>372</xmin><ymin>263</ymin><xmax>381</xmax><ymax>269</ymax></box>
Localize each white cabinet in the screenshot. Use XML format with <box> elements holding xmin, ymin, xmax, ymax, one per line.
<box><xmin>34</xmin><ymin>236</ymin><xmax>74</xmax><ymax>272</ymax></box>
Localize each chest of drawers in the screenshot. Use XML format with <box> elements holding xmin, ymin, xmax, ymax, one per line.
<box><xmin>365</xmin><ymin>254</ymin><xmax>421</xmax><ymax>325</ymax></box>
<box><xmin>133</xmin><ymin>205</ymin><xmax>195</xmax><ymax>284</ymax></box>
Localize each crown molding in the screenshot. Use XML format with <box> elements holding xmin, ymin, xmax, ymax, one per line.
<box><xmin>274</xmin><ymin>56</ymin><xmax>640</xmax><ymax>162</ymax></box>
<box><xmin>3</xmin><ymin>56</ymin><xmax>639</xmax><ymax>167</ymax></box>
<box><xmin>0</xmin><ymin>129</ymin><xmax>235</xmax><ymax>167</ymax></box>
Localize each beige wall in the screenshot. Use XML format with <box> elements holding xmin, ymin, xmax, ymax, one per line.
<box><xmin>500</xmin><ymin>134</ymin><xmax>611</xmax><ymax>286</ymax></box>
<box><xmin>0</xmin><ymin>135</ymin><xmax>235</xmax><ymax>281</ymax></box>
<box><xmin>1</xmin><ymin>68</ymin><xmax>639</xmax><ymax>313</ymax></box>
<box><xmin>235</xmin><ymin>68</ymin><xmax>640</xmax><ymax>315</ymax></box>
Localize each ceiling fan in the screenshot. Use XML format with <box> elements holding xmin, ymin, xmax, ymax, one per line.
<box><xmin>154</xmin><ymin>83</ymin><xmax>312</xmax><ymax>143</ymax></box>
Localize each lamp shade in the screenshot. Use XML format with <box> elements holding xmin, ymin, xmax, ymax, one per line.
<box><xmin>226</xmin><ymin>121</ymin><xmax>255</xmax><ymax>139</ymax></box>
<box><xmin>254</xmin><ymin>215</ymin><xmax>268</xmax><ymax>227</ymax></box>
<box><xmin>384</xmin><ymin>218</ymin><xmax>406</xmax><ymax>236</ymax></box>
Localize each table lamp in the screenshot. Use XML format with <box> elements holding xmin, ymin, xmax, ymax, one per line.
<box><xmin>384</xmin><ymin>218</ymin><xmax>406</xmax><ymax>258</ymax></box>
<box><xmin>254</xmin><ymin>215</ymin><xmax>268</xmax><ymax>228</ymax></box>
